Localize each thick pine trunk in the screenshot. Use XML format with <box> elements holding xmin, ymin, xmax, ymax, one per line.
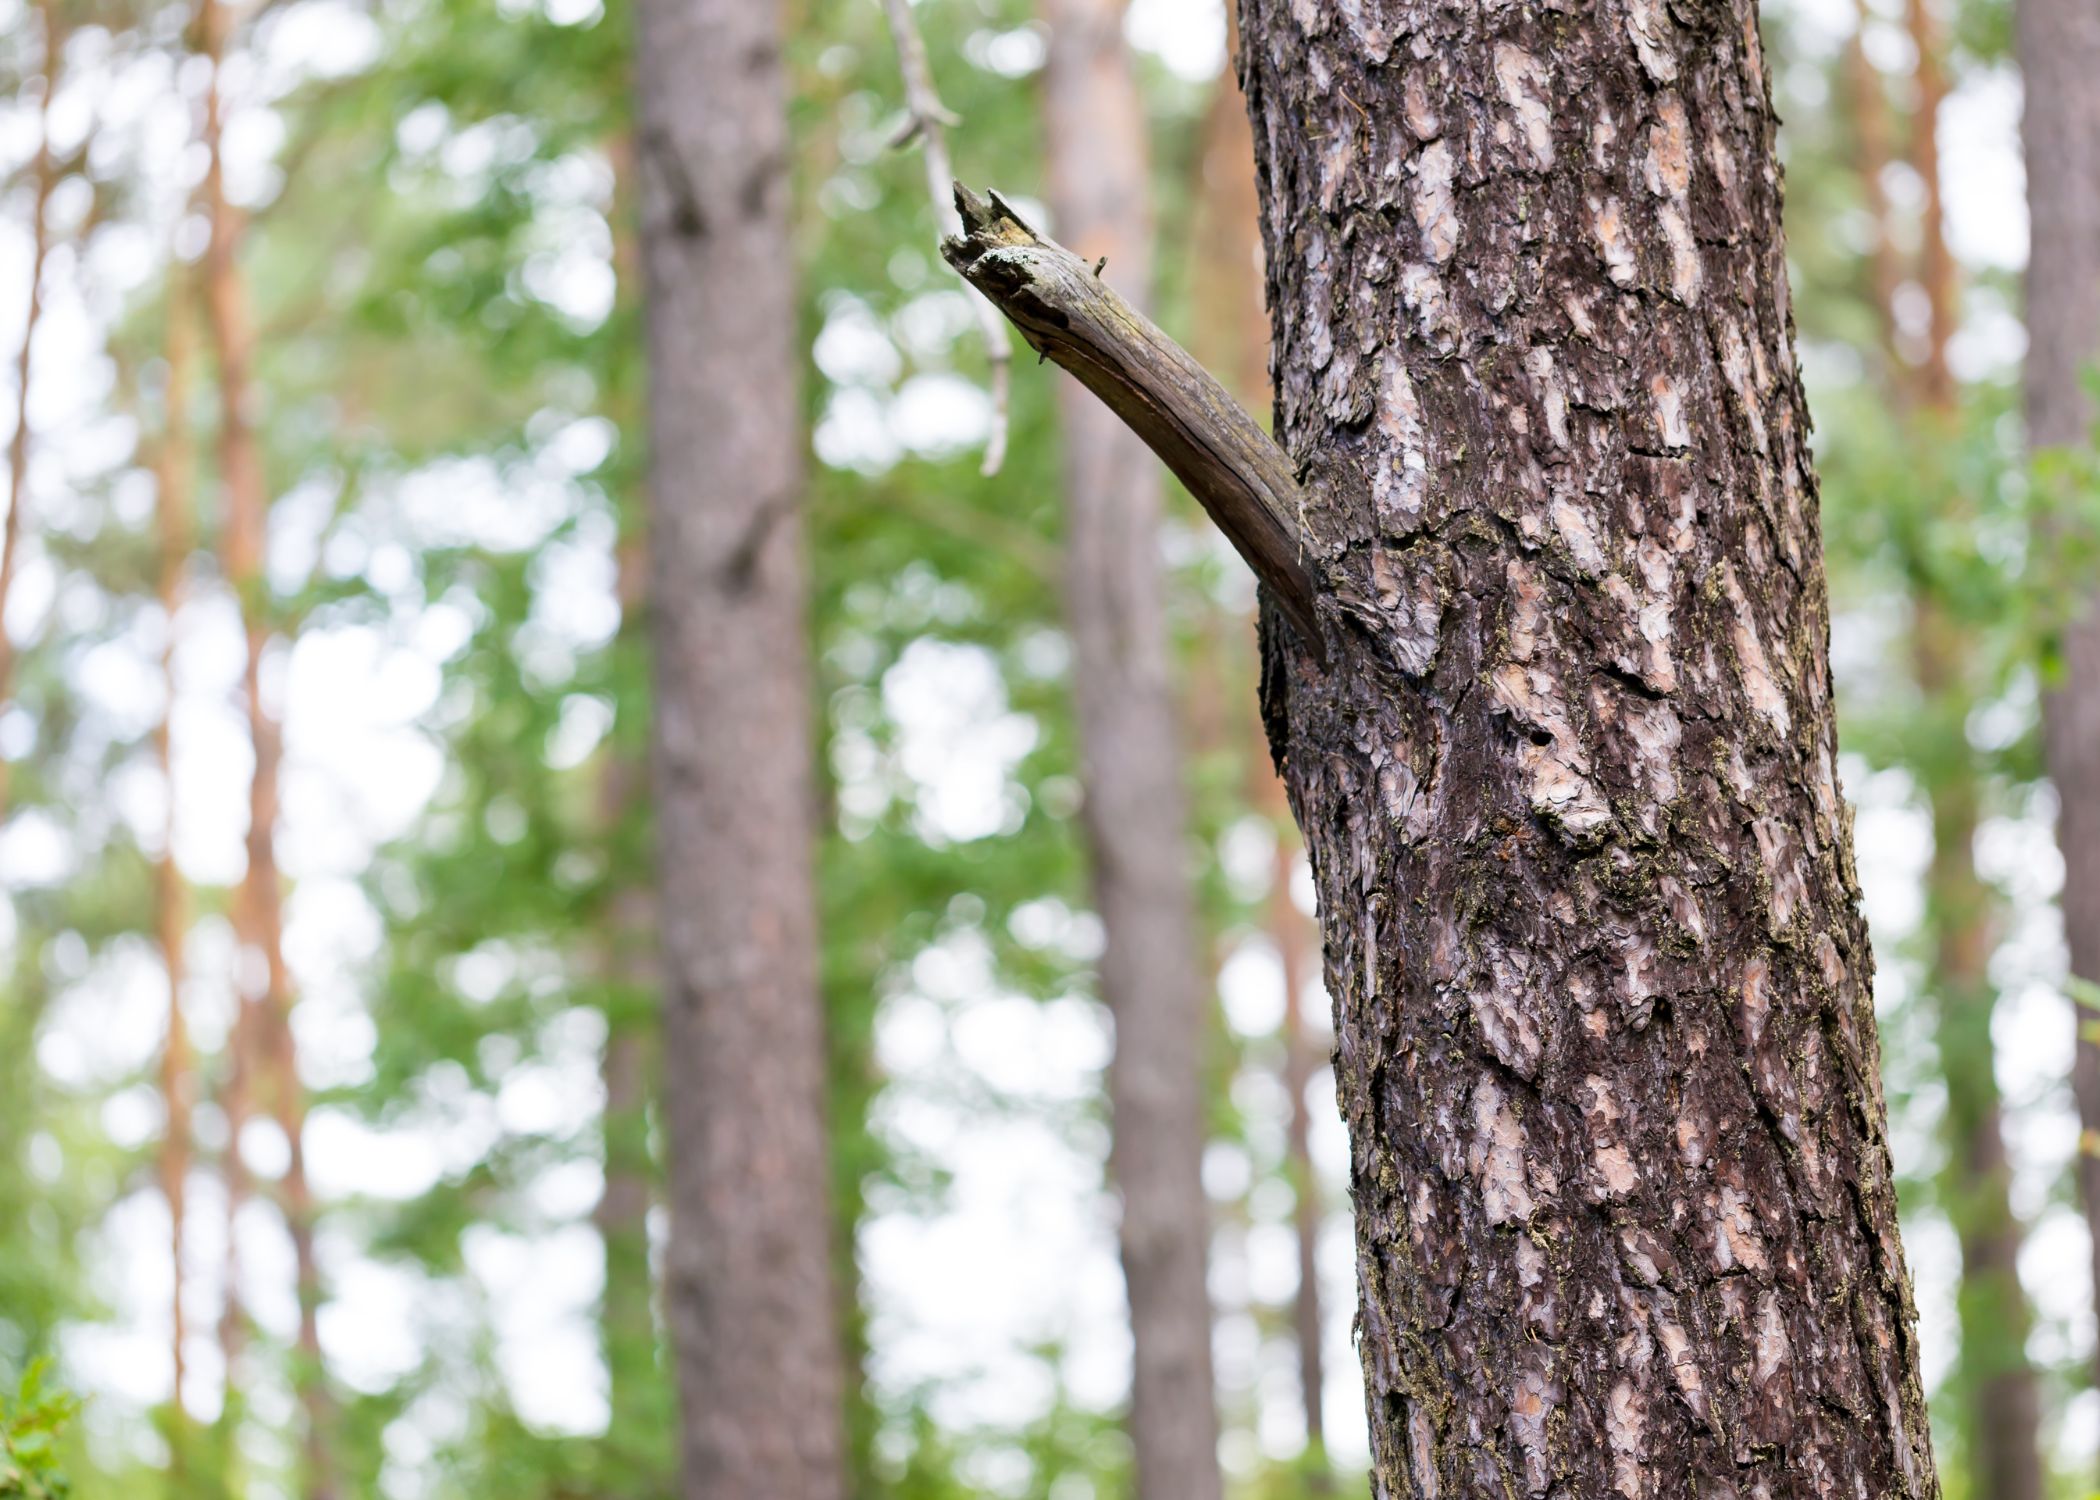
<box><xmin>632</xmin><ymin>0</ymin><xmax>847</xmax><ymax>1488</ymax></box>
<box><xmin>2021</xmin><ymin>0</ymin><xmax>2100</xmax><ymax>1420</ymax></box>
<box><xmin>1229</xmin><ymin>0</ymin><xmax>1942</xmax><ymax>1491</ymax></box>
<box><xmin>1040</xmin><ymin>6</ymin><xmax>1225</xmax><ymax>1496</ymax></box>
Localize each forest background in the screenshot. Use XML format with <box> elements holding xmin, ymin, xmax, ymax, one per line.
<box><xmin>0</xmin><ymin>0</ymin><xmax>2092</xmax><ymax>1493</ymax></box>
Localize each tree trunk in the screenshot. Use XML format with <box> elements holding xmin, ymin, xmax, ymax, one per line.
<box><xmin>632</xmin><ymin>0</ymin><xmax>848</xmax><ymax>1487</ymax></box>
<box><xmin>1912</xmin><ymin>605</ymin><xmax>2039</xmax><ymax>1500</ymax></box>
<box><xmin>155</xmin><ymin>264</ymin><xmax>197</xmax><ymax>1463</ymax></box>
<box><xmin>199</xmin><ymin>3</ymin><xmax>333</xmax><ymax>1488</ymax></box>
<box><xmin>597</xmin><ymin>529</ymin><xmax>667</xmax><ymax>1486</ymax></box>
<box><xmin>1040</xmin><ymin>6</ymin><xmax>1224</xmax><ymax>1497</ymax></box>
<box><xmin>1193</xmin><ymin>48</ymin><xmax>1334</xmax><ymax>1468</ymax></box>
<box><xmin>1841</xmin><ymin>0</ymin><xmax>1901</xmax><ymax>383</ymax></box>
<box><xmin>2021</xmin><ymin>0</ymin><xmax>2100</xmax><ymax>1428</ymax></box>
<box><xmin>1253</xmin><ymin>745</ymin><xmax>1330</xmax><ymax>1473</ymax></box>
<box><xmin>592</xmin><ymin>130</ymin><xmax>669</xmax><ymax>1492</ymax></box>
<box><xmin>1890</xmin><ymin>6</ymin><xmax>2042</xmax><ymax>1488</ymax></box>
<box><xmin>0</xmin><ymin>0</ymin><xmax>60</xmax><ymax>785</ymax></box>
<box><xmin>1226</xmin><ymin>1</ymin><xmax>1943</xmax><ymax>1491</ymax></box>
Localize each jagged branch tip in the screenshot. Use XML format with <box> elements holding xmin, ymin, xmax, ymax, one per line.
<box><xmin>940</xmin><ymin>183</ymin><xmax>1322</xmax><ymax>654</ymax></box>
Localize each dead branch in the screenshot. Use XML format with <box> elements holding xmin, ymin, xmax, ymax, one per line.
<box><xmin>942</xmin><ymin>184</ymin><xmax>1322</xmax><ymax>654</ymax></box>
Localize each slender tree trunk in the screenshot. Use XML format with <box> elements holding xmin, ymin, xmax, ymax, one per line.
<box><xmin>198</xmin><ymin>4</ymin><xmax>333</xmax><ymax>1490</ymax></box>
<box><xmin>1911</xmin><ymin>605</ymin><xmax>2040</xmax><ymax>1500</ymax></box>
<box><xmin>202</xmin><ymin>0</ymin><xmax>253</xmax><ymax>1417</ymax></box>
<box><xmin>1225</xmin><ymin>1</ymin><xmax>1942</xmax><ymax>1490</ymax></box>
<box><xmin>1040</xmin><ymin>6</ymin><xmax>1224</xmax><ymax>1496</ymax></box>
<box><xmin>156</xmin><ymin>266</ymin><xmax>198</xmax><ymax>1465</ymax></box>
<box><xmin>1256</xmin><ymin>753</ymin><xmax>1329</xmax><ymax>1472</ymax></box>
<box><xmin>0</xmin><ymin>0</ymin><xmax>60</xmax><ymax>784</ymax></box>
<box><xmin>597</xmin><ymin>526</ymin><xmax>666</xmax><ymax>1485</ymax></box>
<box><xmin>1842</xmin><ymin>1</ymin><xmax>1902</xmax><ymax>382</ymax></box>
<box><xmin>1193</xmin><ymin>48</ymin><xmax>1334</xmax><ymax>1469</ymax></box>
<box><xmin>592</xmin><ymin>130</ymin><xmax>667</xmax><ymax>1489</ymax></box>
<box><xmin>1190</xmin><ymin>19</ymin><xmax>1269</xmax><ymax>417</ymax></box>
<box><xmin>2021</xmin><ymin>0</ymin><xmax>2100</xmax><ymax>1431</ymax></box>
<box><xmin>632</xmin><ymin>0</ymin><xmax>847</xmax><ymax>1487</ymax></box>
<box><xmin>1893</xmin><ymin>7</ymin><xmax>2043</xmax><ymax>1489</ymax></box>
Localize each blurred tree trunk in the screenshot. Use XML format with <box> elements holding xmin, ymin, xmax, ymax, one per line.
<box><xmin>0</xmin><ymin>0</ymin><xmax>60</xmax><ymax>804</ymax></box>
<box><xmin>1259</xmin><ymin>762</ymin><xmax>1327</xmax><ymax>1470</ymax></box>
<box><xmin>632</xmin><ymin>0</ymin><xmax>847</xmax><ymax>1487</ymax></box>
<box><xmin>596</xmin><ymin>531</ymin><xmax>668</xmax><ymax>1487</ymax></box>
<box><xmin>1228</xmin><ymin>0</ymin><xmax>1943</xmax><ymax>1491</ymax></box>
<box><xmin>154</xmin><ymin>262</ymin><xmax>197</xmax><ymax>1470</ymax></box>
<box><xmin>199</xmin><ymin>1</ymin><xmax>334</xmax><ymax>1490</ymax></box>
<box><xmin>2021</xmin><ymin>0</ymin><xmax>2100</xmax><ymax>1427</ymax></box>
<box><xmin>1040</xmin><ymin>5</ymin><xmax>1224</xmax><ymax>1497</ymax></box>
<box><xmin>1192</xmin><ymin>49</ymin><xmax>1332</xmax><ymax>1471</ymax></box>
<box><xmin>1880</xmin><ymin>5</ymin><xmax>2044</xmax><ymax>1489</ymax></box>
<box><xmin>594</xmin><ymin>130</ymin><xmax>671</xmax><ymax>1494</ymax></box>
<box><xmin>155</xmin><ymin>264</ymin><xmax>197</xmax><ymax>1467</ymax></box>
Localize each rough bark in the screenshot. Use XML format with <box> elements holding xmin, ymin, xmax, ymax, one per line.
<box><xmin>1038</xmin><ymin>8</ymin><xmax>1226</xmax><ymax>1495</ymax></box>
<box><xmin>632</xmin><ymin>0</ymin><xmax>848</xmax><ymax>1486</ymax></box>
<box><xmin>199</xmin><ymin>3</ymin><xmax>333</xmax><ymax>1488</ymax></box>
<box><xmin>958</xmin><ymin>0</ymin><xmax>1946</xmax><ymax>1488</ymax></box>
<box><xmin>2021</xmin><ymin>0</ymin><xmax>2100</xmax><ymax>1425</ymax></box>
<box><xmin>155</xmin><ymin>264</ymin><xmax>197</xmax><ymax>1455</ymax></box>
<box><xmin>0</xmin><ymin>0</ymin><xmax>60</xmax><ymax>777</ymax></box>
<box><xmin>1227</xmin><ymin>3</ymin><xmax>1943</xmax><ymax>1490</ymax></box>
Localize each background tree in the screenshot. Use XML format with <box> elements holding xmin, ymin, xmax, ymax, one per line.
<box><xmin>631</xmin><ymin>0</ymin><xmax>848</xmax><ymax>1488</ymax></box>
<box><xmin>1037</xmin><ymin>0</ymin><xmax>1226</xmax><ymax>1494</ymax></box>
<box><xmin>2023</xmin><ymin>0</ymin><xmax>2100</xmax><ymax>1441</ymax></box>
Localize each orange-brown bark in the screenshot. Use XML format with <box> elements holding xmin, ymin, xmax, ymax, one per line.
<box><xmin>1195</xmin><ymin>42</ymin><xmax>1330</xmax><ymax>1465</ymax></box>
<box><xmin>155</xmin><ymin>265</ymin><xmax>198</xmax><ymax>1452</ymax></box>
<box><xmin>1843</xmin><ymin>0</ymin><xmax>1903</xmax><ymax>385</ymax></box>
<box><xmin>0</xmin><ymin>0</ymin><xmax>62</xmax><ymax>806</ymax></box>
<box><xmin>198</xmin><ymin>0</ymin><xmax>333</xmax><ymax>1488</ymax></box>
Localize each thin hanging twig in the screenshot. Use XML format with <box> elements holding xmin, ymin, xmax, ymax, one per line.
<box><xmin>879</xmin><ymin>0</ymin><xmax>1011</xmax><ymax>476</ymax></box>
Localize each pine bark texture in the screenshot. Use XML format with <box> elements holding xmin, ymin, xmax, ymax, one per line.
<box><xmin>632</xmin><ymin>0</ymin><xmax>848</xmax><ymax>1489</ymax></box>
<box><xmin>1039</xmin><ymin>5</ymin><xmax>1226</xmax><ymax>1495</ymax></box>
<box><xmin>1230</xmin><ymin>1</ymin><xmax>1941</xmax><ymax>1494</ymax></box>
<box><xmin>2021</xmin><ymin>0</ymin><xmax>2100</xmax><ymax>1411</ymax></box>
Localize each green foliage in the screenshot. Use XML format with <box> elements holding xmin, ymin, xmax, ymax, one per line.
<box><xmin>0</xmin><ymin>1363</ymin><xmax>78</xmax><ymax>1500</ymax></box>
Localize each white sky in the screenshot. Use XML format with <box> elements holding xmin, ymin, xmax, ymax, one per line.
<box><xmin>0</xmin><ymin>0</ymin><xmax>2084</xmax><ymax>1487</ymax></box>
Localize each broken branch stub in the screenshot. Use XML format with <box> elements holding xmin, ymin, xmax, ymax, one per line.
<box><xmin>940</xmin><ymin>183</ymin><xmax>1324</xmax><ymax>656</ymax></box>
